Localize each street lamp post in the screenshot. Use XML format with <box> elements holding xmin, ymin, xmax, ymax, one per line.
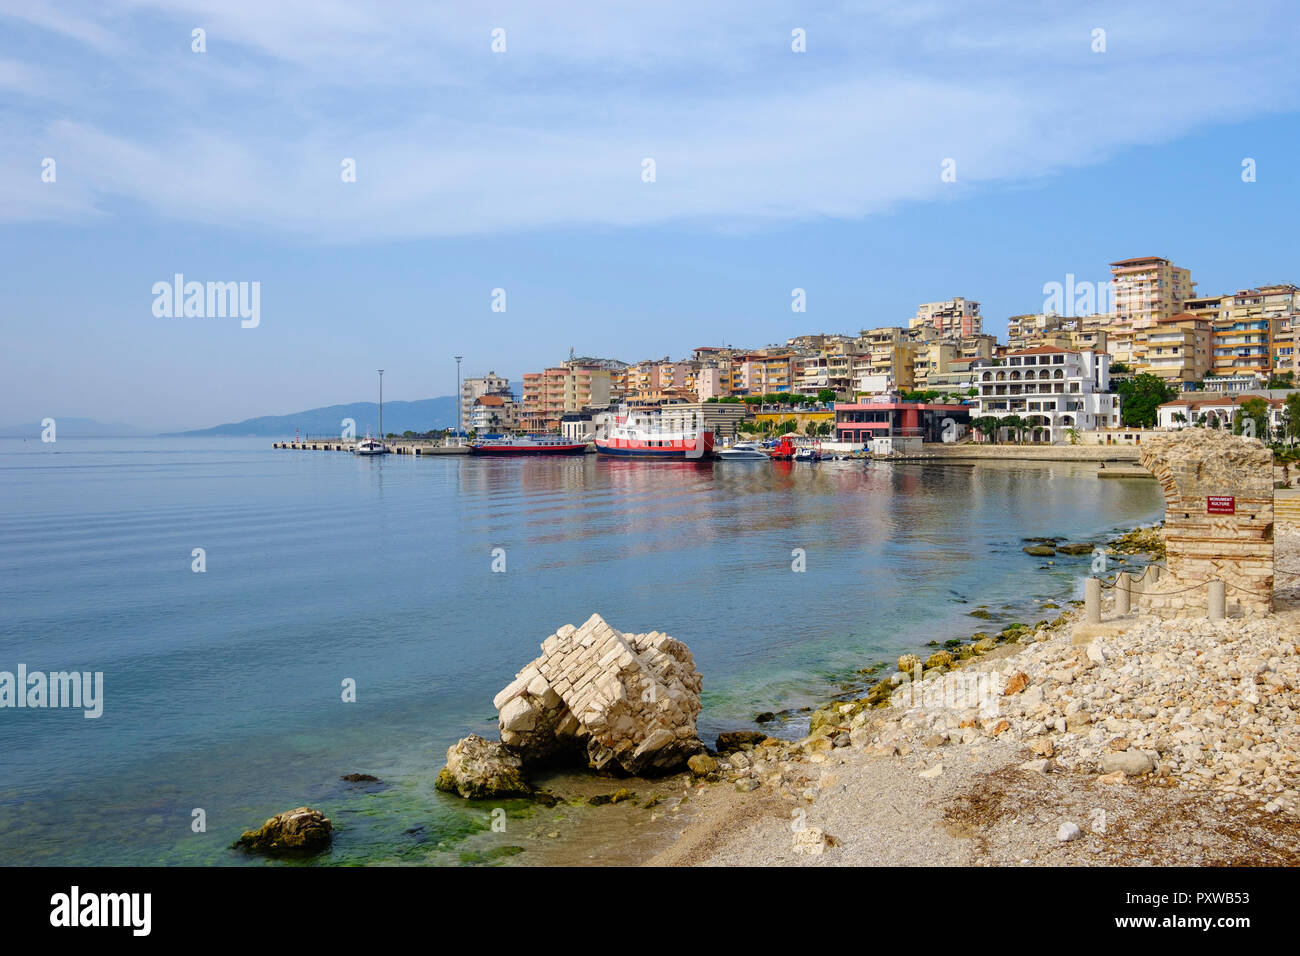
<box><xmin>455</xmin><ymin>355</ymin><xmax>463</xmax><ymax>445</ymax></box>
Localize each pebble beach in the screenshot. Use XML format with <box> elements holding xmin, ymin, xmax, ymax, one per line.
<box><xmin>646</xmin><ymin>524</ymin><xmax>1300</xmax><ymax>866</ymax></box>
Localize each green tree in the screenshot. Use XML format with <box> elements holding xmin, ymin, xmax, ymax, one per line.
<box><xmin>816</xmin><ymin>388</ymin><xmax>836</xmax><ymax>405</ymax></box>
<box><xmin>816</xmin><ymin>421</ymin><xmax>833</xmax><ymax>437</ymax></box>
<box><xmin>1267</xmin><ymin>371</ymin><xmax>1295</xmax><ymax>389</ymax></box>
<box><xmin>971</xmin><ymin>416</ymin><xmax>999</xmax><ymax>443</ymax></box>
<box><xmin>1286</xmin><ymin>393</ymin><xmax>1300</xmax><ymax>443</ymax></box>
<box><xmin>1114</xmin><ymin>373</ymin><xmax>1176</xmax><ymax>427</ymax></box>
<box><xmin>1065</xmin><ymin>426</ymin><xmax>1081</xmax><ymax>445</ymax></box>
<box><xmin>1002</xmin><ymin>414</ymin><xmax>1025</xmax><ymax>443</ymax></box>
<box><xmin>1235</xmin><ymin>397</ymin><xmax>1270</xmax><ymax>439</ymax></box>
<box><xmin>1110</xmin><ymin>362</ymin><xmax>1132</xmax><ymax>374</ymax></box>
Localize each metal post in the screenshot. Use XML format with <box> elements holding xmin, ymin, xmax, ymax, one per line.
<box><xmin>1116</xmin><ymin>571</ymin><xmax>1131</xmax><ymax>614</ymax></box>
<box><xmin>1208</xmin><ymin>580</ymin><xmax>1226</xmax><ymax>621</ymax></box>
<box><xmin>455</xmin><ymin>355</ymin><xmax>463</xmax><ymax>445</ymax></box>
<box><xmin>1085</xmin><ymin>577</ymin><xmax>1102</xmax><ymax>624</ymax></box>
<box><xmin>378</xmin><ymin>369</ymin><xmax>384</xmax><ymax>441</ymax></box>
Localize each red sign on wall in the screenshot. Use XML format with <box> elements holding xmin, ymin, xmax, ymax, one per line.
<box><xmin>1207</xmin><ymin>495</ymin><xmax>1236</xmax><ymax>515</ymax></box>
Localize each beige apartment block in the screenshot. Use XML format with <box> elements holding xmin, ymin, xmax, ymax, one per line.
<box><xmin>1109</xmin><ymin>256</ymin><xmax>1196</xmax><ymax>367</ymax></box>
<box><xmin>860</xmin><ymin>327</ymin><xmax>918</xmax><ymax>392</ymax></box>
<box><xmin>911</xmin><ymin>297</ymin><xmax>982</xmax><ymax>338</ymax></box>
<box><xmin>1137</xmin><ymin>312</ymin><xmax>1213</xmax><ymax>384</ymax></box>
<box><xmin>461</xmin><ymin>371</ymin><xmax>510</xmax><ymax>427</ymax></box>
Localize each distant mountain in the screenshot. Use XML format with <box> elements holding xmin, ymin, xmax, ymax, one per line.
<box><xmin>0</xmin><ymin>418</ymin><xmax>153</xmax><ymax>438</ymax></box>
<box><xmin>169</xmin><ymin>398</ymin><xmax>459</xmax><ymax>437</ymax></box>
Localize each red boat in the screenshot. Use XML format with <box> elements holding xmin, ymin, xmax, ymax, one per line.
<box><xmin>768</xmin><ymin>436</ymin><xmax>797</xmax><ymax>460</ymax></box>
<box><xmin>469</xmin><ymin>436</ymin><xmax>588</xmax><ymax>456</ymax></box>
<box><xmin>595</xmin><ymin>414</ymin><xmax>713</xmax><ymax>459</ymax></box>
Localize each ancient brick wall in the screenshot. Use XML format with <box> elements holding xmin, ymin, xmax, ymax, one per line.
<box><xmin>1137</xmin><ymin>432</ymin><xmax>1273</xmax><ymax>617</ymax></box>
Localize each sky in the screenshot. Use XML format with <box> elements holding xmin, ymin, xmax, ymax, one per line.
<box><xmin>1</xmin><ymin>1</ymin><xmax>1298</xmax><ymax>431</ymax></box>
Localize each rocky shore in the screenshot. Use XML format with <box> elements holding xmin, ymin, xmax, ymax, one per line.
<box><xmin>646</xmin><ymin>522</ymin><xmax>1300</xmax><ymax>866</ymax></box>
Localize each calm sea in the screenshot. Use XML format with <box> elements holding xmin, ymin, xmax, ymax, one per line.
<box><xmin>0</xmin><ymin>437</ymin><xmax>1162</xmax><ymax>865</ymax></box>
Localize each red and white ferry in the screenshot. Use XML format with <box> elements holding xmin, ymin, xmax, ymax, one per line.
<box><xmin>595</xmin><ymin>409</ymin><xmax>714</xmax><ymax>459</ymax></box>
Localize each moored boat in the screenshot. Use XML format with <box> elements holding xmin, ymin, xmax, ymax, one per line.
<box><xmin>595</xmin><ymin>411</ymin><xmax>713</xmax><ymax>459</ymax></box>
<box><xmin>355</xmin><ymin>435</ymin><xmax>387</xmax><ymax>456</ymax></box>
<box><xmin>715</xmin><ymin>440</ymin><xmax>768</xmax><ymax>461</ymax></box>
<box><xmin>470</xmin><ymin>436</ymin><xmax>588</xmax><ymax>456</ymax></box>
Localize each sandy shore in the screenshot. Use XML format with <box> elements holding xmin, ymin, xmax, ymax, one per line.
<box><xmin>647</xmin><ymin>524</ymin><xmax>1300</xmax><ymax>866</ymax></box>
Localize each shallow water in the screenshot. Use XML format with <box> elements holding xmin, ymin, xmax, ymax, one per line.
<box><xmin>0</xmin><ymin>438</ymin><xmax>1162</xmax><ymax>865</ymax></box>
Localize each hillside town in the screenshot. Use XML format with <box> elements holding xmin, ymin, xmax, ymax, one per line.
<box><xmin>458</xmin><ymin>256</ymin><xmax>1300</xmax><ymax>454</ymax></box>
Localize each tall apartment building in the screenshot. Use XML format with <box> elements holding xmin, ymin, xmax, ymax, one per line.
<box><xmin>1108</xmin><ymin>256</ymin><xmax>1196</xmax><ymax>367</ymax></box>
<box><xmin>1137</xmin><ymin>313</ymin><xmax>1213</xmax><ymax>385</ymax></box>
<box><xmin>912</xmin><ymin>339</ymin><xmax>959</xmax><ymax>389</ymax></box>
<box><xmin>1212</xmin><ymin>285</ymin><xmax>1299</xmax><ymax>378</ymax></box>
<box><xmin>461</xmin><ymin>371</ymin><xmax>510</xmax><ymax>427</ymax></box>
<box><xmin>520</xmin><ymin>358</ymin><xmax>620</xmax><ymax>432</ymax></box>
<box><xmin>911</xmin><ymin>297</ymin><xmax>981</xmax><ymax>338</ymax></box>
<box><xmin>735</xmin><ymin>352</ymin><xmax>795</xmax><ymax>395</ymax></box>
<box><xmin>858</xmin><ymin>327</ymin><xmax>917</xmax><ymax>394</ymax></box>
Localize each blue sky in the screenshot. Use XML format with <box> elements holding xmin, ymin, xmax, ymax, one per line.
<box><xmin>2</xmin><ymin>1</ymin><xmax>1298</xmax><ymax>430</ymax></box>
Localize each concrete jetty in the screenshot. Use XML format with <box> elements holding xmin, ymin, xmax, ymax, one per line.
<box><xmin>272</xmin><ymin>441</ymin><xmax>470</xmax><ymax>455</ymax></box>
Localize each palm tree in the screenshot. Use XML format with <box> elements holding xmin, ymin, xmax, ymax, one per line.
<box><xmin>1065</xmin><ymin>426</ymin><xmax>1081</xmax><ymax>445</ymax></box>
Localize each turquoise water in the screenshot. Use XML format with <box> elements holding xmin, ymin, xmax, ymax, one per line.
<box><xmin>0</xmin><ymin>438</ymin><xmax>1163</xmax><ymax>865</ymax></box>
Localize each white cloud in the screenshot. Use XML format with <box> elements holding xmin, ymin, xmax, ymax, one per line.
<box><xmin>2</xmin><ymin>1</ymin><xmax>1298</xmax><ymax>240</ymax></box>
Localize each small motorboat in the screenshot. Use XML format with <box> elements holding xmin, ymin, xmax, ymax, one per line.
<box><xmin>793</xmin><ymin>445</ymin><xmax>822</xmax><ymax>462</ymax></box>
<box><xmin>715</xmin><ymin>440</ymin><xmax>768</xmax><ymax>460</ymax></box>
<box><xmin>355</xmin><ymin>435</ymin><xmax>387</xmax><ymax>456</ymax></box>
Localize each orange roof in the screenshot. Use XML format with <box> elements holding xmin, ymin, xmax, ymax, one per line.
<box><xmin>475</xmin><ymin>394</ymin><xmax>508</xmax><ymax>407</ymax></box>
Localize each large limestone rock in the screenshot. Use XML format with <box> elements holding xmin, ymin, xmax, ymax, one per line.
<box><xmin>234</xmin><ymin>807</ymin><xmax>333</xmax><ymax>855</ymax></box>
<box><xmin>435</xmin><ymin>734</ymin><xmax>532</xmax><ymax>799</ymax></box>
<box><xmin>493</xmin><ymin>613</ymin><xmax>704</xmax><ymax>774</ymax></box>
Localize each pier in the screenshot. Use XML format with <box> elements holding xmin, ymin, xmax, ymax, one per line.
<box><xmin>272</xmin><ymin>441</ymin><xmax>470</xmax><ymax>455</ymax></box>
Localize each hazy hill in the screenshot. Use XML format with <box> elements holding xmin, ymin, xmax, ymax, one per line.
<box><xmin>168</xmin><ymin>397</ymin><xmax>459</xmax><ymax>437</ymax></box>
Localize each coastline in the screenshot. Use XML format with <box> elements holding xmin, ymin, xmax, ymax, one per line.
<box><xmin>644</xmin><ymin>522</ymin><xmax>1300</xmax><ymax>867</ymax></box>
<box><xmin>453</xmin><ymin>514</ymin><xmax>1169</xmax><ymax>867</ymax></box>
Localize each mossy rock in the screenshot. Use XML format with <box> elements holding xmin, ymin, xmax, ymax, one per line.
<box><xmin>924</xmin><ymin>650</ymin><xmax>955</xmax><ymax>670</ymax></box>
<box><xmin>973</xmin><ymin>637</ymin><xmax>997</xmax><ymax>653</ymax></box>
<box><xmin>234</xmin><ymin>807</ymin><xmax>333</xmax><ymax>856</ymax></box>
<box><xmin>1023</xmin><ymin>545</ymin><xmax>1056</xmax><ymax>557</ymax></box>
<box><xmin>944</xmin><ymin>638</ymin><xmax>962</xmax><ymax>648</ymax></box>
<box><xmin>587</xmin><ymin>788</ymin><xmax>636</xmax><ymax>805</ymax></box>
<box><xmin>968</xmin><ymin>608</ymin><xmax>992</xmax><ymax>619</ymax></box>
<box><xmin>897</xmin><ymin>653</ymin><xmax>922</xmax><ymax>674</ymax></box>
<box><xmin>687</xmin><ymin>754</ymin><xmax>718</xmax><ymax>777</ymax></box>
<box><xmin>716</xmin><ymin>731</ymin><xmax>767</xmax><ymax>754</ymax></box>
<box><xmin>1056</xmin><ymin>543</ymin><xmax>1094</xmax><ymax>555</ymax></box>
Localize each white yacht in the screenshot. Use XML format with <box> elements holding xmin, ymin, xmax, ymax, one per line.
<box><xmin>715</xmin><ymin>440</ymin><xmax>768</xmax><ymax>461</ymax></box>
<box><xmin>355</xmin><ymin>435</ymin><xmax>387</xmax><ymax>456</ymax></box>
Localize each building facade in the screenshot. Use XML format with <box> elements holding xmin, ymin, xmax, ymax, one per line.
<box><xmin>974</xmin><ymin>346</ymin><xmax>1120</xmax><ymax>441</ymax></box>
